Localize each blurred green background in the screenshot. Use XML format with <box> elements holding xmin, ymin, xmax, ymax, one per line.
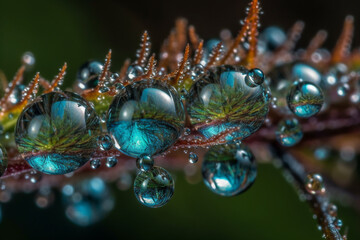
<box><xmin>0</xmin><ymin>0</ymin><xmax>359</xmax><ymax>239</ymax></box>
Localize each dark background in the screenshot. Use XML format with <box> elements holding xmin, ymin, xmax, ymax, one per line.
<box><xmin>0</xmin><ymin>0</ymin><xmax>360</xmax><ymax>239</ymax></box>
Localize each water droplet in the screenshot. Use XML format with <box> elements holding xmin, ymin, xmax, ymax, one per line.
<box><xmin>22</xmin><ymin>52</ymin><xmax>35</xmax><ymax>66</ymax></box>
<box><xmin>35</xmin><ymin>187</ymin><xmax>54</xmax><ymax>208</ymax></box>
<box><xmin>267</xmin><ymin>62</ymin><xmax>321</xmax><ymax>114</ymax></box>
<box><xmin>136</xmin><ymin>155</ymin><xmax>154</xmax><ymax>171</ymax></box>
<box><xmin>202</xmin><ymin>144</ymin><xmax>257</xmax><ymax>196</ymax></box>
<box><xmin>276</xmin><ymin>118</ymin><xmax>303</xmax><ymax>147</ymax></box>
<box><xmin>126</xmin><ymin>64</ymin><xmax>144</xmax><ymax>80</ymax></box>
<box><xmin>97</xmin><ymin>134</ymin><xmax>113</xmax><ymax>151</ymax></box>
<box><xmin>134</xmin><ymin>166</ymin><xmax>174</xmax><ymax>208</ymax></box>
<box><xmin>334</xmin><ymin>219</ymin><xmax>343</xmax><ymax>230</ymax></box>
<box><xmin>327</xmin><ymin>203</ymin><xmax>338</xmax><ymax>217</ymax></box>
<box><xmin>15</xmin><ymin>91</ymin><xmax>101</xmax><ymax>175</ymax></box>
<box><xmin>62</xmin><ymin>178</ymin><xmax>114</xmax><ymax>226</ymax></box>
<box><xmin>314</xmin><ymin>147</ymin><xmax>330</xmax><ymax>161</ymax></box>
<box><xmin>287</xmin><ymin>81</ymin><xmax>324</xmax><ymax>118</ymax></box>
<box><xmin>190</xmin><ymin>64</ymin><xmax>205</xmax><ymax>80</ymax></box>
<box><xmin>9</xmin><ymin>84</ymin><xmax>26</xmax><ymax>105</ymax></box>
<box><xmin>28</xmin><ymin>170</ymin><xmax>42</xmax><ymax>184</ymax></box>
<box><xmin>0</xmin><ymin>145</ymin><xmax>7</xmax><ymax>177</ymax></box>
<box><xmin>337</xmin><ymin>84</ymin><xmax>349</xmax><ymax>97</ymax></box>
<box><xmin>76</xmin><ymin>60</ymin><xmax>103</xmax><ymax>90</ymax></box>
<box><xmin>107</xmin><ymin>80</ymin><xmax>185</xmax><ymax>158</ymax></box>
<box><xmin>245</xmin><ymin>68</ymin><xmax>265</xmax><ymax>87</ymax></box>
<box><xmin>90</xmin><ymin>159</ymin><xmax>101</xmax><ymax>169</ymax></box>
<box><xmin>305</xmin><ymin>173</ymin><xmax>325</xmax><ymax>195</ymax></box>
<box><xmin>258</xmin><ymin>26</ymin><xmax>286</xmax><ymax>52</ymax></box>
<box><xmin>187</xmin><ymin>65</ymin><xmax>269</xmax><ymax>142</ymax></box>
<box><xmin>105</xmin><ymin>156</ymin><xmax>117</xmax><ymax>168</ymax></box>
<box><xmin>188</xmin><ymin>152</ymin><xmax>198</xmax><ymax>164</ymax></box>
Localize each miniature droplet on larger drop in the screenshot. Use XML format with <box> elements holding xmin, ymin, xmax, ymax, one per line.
<box><xmin>107</xmin><ymin>80</ymin><xmax>185</xmax><ymax>158</ymax></box>
<box><xmin>202</xmin><ymin>144</ymin><xmax>257</xmax><ymax>196</ymax></box>
<box><xmin>245</xmin><ymin>68</ymin><xmax>265</xmax><ymax>87</ymax></box>
<box><xmin>187</xmin><ymin>65</ymin><xmax>269</xmax><ymax>142</ymax></box>
<box><xmin>287</xmin><ymin>81</ymin><xmax>324</xmax><ymax>118</ymax></box>
<box><xmin>15</xmin><ymin>91</ymin><xmax>101</xmax><ymax>175</ymax></box>
<box><xmin>134</xmin><ymin>166</ymin><xmax>174</xmax><ymax>208</ymax></box>
<box><xmin>97</xmin><ymin>134</ymin><xmax>113</xmax><ymax>151</ymax></box>
<box><xmin>305</xmin><ymin>173</ymin><xmax>325</xmax><ymax>195</ymax></box>
<box><xmin>62</xmin><ymin>178</ymin><xmax>114</xmax><ymax>226</ymax></box>
<box><xmin>0</xmin><ymin>144</ymin><xmax>7</xmax><ymax>177</ymax></box>
<box><xmin>275</xmin><ymin>118</ymin><xmax>303</xmax><ymax>147</ymax></box>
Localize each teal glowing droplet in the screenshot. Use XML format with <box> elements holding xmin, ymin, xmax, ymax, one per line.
<box><xmin>187</xmin><ymin>65</ymin><xmax>269</xmax><ymax>142</ymax></box>
<box><xmin>15</xmin><ymin>91</ymin><xmax>101</xmax><ymax>175</ymax></box>
<box><xmin>107</xmin><ymin>80</ymin><xmax>185</xmax><ymax>158</ymax></box>
<box><xmin>202</xmin><ymin>144</ymin><xmax>257</xmax><ymax>196</ymax></box>
<box><xmin>275</xmin><ymin>118</ymin><xmax>303</xmax><ymax>147</ymax></box>
<box><xmin>0</xmin><ymin>144</ymin><xmax>7</xmax><ymax>177</ymax></box>
<box><xmin>134</xmin><ymin>166</ymin><xmax>174</xmax><ymax>208</ymax></box>
<box><xmin>136</xmin><ymin>155</ymin><xmax>154</xmax><ymax>171</ymax></box>
<box><xmin>287</xmin><ymin>81</ymin><xmax>324</xmax><ymax>118</ymax></box>
<box><xmin>62</xmin><ymin>178</ymin><xmax>114</xmax><ymax>226</ymax></box>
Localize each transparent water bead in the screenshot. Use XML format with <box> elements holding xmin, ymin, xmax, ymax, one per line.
<box><xmin>275</xmin><ymin>118</ymin><xmax>303</xmax><ymax>147</ymax></box>
<box><xmin>0</xmin><ymin>144</ymin><xmax>7</xmax><ymax>177</ymax></box>
<box><xmin>187</xmin><ymin>65</ymin><xmax>269</xmax><ymax>142</ymax></box>
<box><xmin>136</xmin><ymin>155</ymin><xmax>154</xmax><ymax>171</ymax></box>
<box><xmin>245</xmin><ymin>68</ymin><xmax>265</xmax><ymax>87</ymax></box>
<box><xmin>9</xmin><ymin>84</ymin><xmax>25</xmax><ymax>105</ymax></box>
<box><xmin>76</xmin><ymin>60</ymin><xmax>103</xmax><ymax>90</ymax></box>
<box><xmin>107</xmin><ymin>80</ymin><xmax>185</xmax><ymax>158</ymax></box>
<box><xmin>188</xmin><ymin>152</ymin><xmax>198</xmax><ymax>164</ymax></box>
<box><xmin>97</xmin><ymin>134</ymin><xmax>113</xmax><ymax>151</ymax></box>
<box><xmin>126</xmin><ymin>64</ymin><xmax>144</xmax><ymax>80</ymax></box>
<box><xmin>202</xmin><ymin>144</ymin><xmax>257</xmax><ymax>196</ymax></box>
<box><xmin>105</xmin><ymin>156</ymin><xmax>117</xmax><ymax>168</ymax></box>
<box><xmin>258</xmin><ymin>26</ymin><xmax>286</xmax><ymax>52</ymax></box>
<box><xmin>90</xmin><ymin>159</ymin><xmax>101</xmax><ymax>169</ymax></box>
<box><xmin>305</xmin><ymin>173</ymin><xmax>325</xmax><ymax>195</ymax></box>
<box><xmin>62</xmin><ymin>178</ymin><xmax>114</xmax><ymax>226</ymax></box>
<box><xmin>287</xmin><ymin>81</ymin><xmax>324</xmax><ymax>118</ymax></box>
<box><xmin>15</xmin><ymin>91</ymin><xmax>101</xmax><ymax>175</ymax></box>
<box><xmin>267</xmin><ymin>62</ymin><xmax>322</xmax><ymax>114</ymax></box>
<box><xmin>134</xmin><ymin>166</ymin><xmax>174</xmax><ymax>208</ymax></box>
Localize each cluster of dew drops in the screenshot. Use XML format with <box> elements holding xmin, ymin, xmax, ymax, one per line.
<box><xmin>0</xmin><ymin>23</ymin><xmax>353</xmax><ymax>233</ymax></box>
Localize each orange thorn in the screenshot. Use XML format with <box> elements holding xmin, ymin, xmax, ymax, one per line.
<box><xmin>175</xmin><ymin>18</ymin><xmax>188</xmax><ymax>51</ymax></box>
<box><xmin>135</xmin><ymin>31</ymin><xmax>151</xmax><ymax>67</ymax></box>
<box><xmin>194</xmin><ymin>40</ymin><xmax>204</xmax><ymax>65</ymax></box>
<box><xmin>0</xmin><ymin>71</ymin><xmax>8</xmax><ymax>91</ymax></box>
<box><xmin>116</xmin><ymin>58</ymin><xmax>131</xmax><ymax>83</ymax></box>
<box><xmin>245</xmin><ymin>0</ymin><xmax>260</xmax><ymax>69</ymax></box>
<box><xmin>96</xmin><ymin>50</ymin><xmax>112</xmax><ymax>90</ymax></box>
<box><xmin>188</xmin><ymin>25</ymin><xmax>199</xmax><ymax>49</ymax></box>
<box><xmin>332</xmin><ymin>15</ymin><xmax>354</xmax><ymax>64</ymax></box>
<box><xmin>303</xmin><ymin>30</ymin><xmax>328</xmax><ymax>61</ymax></box>
<box><xmin>0</xmin><ymin>65</ymin><xmax>26</xmax><ymax>108</ymax></box>
<box><xmin>172</xmin><ymin>44</ymin><xmax>190</xmax><ymax>85</ymax></box>
<box><xmin>44</xmin><ymin>63</ymin><xmax>67</xmax><ymax>94</ymax></box>
<box><xmin>279</xmin><ymin>21</ymin><xmax>305</xmax><ymax>53</ymax></box>
<box><xmin>21</xmin><ymin>72</ymin><xmax>40</xmax><ymax>106</ymax></box>
<box><xmin>205</xmin><ymin>42</ymin><xmax>223</xmax><ymax>70</ymax></box>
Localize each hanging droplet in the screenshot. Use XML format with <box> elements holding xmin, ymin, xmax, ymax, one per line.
<box><xmin>15</xmin><ymin>91</ymin><xmax>101</xmax><ymax>175</ymax></box>
<box><xmin>305</xmin><ymin>173</ymin><xmax>325</xmax><ymax>195</ymax></box>
<box><xmin>275</xmin><ymin>118</ymin><xmax>303</xmax><ymax>147</ymax></box>
<box><xmin>0</xmin><ymin>144</ymin><xmax>7</xmax><ymax>177</ymax></box>
<box><xmin>187</xmin><ymin>65</ymin><xmax>269</xmax><ymax>142</ymax></box>
<box><xmin>62</xmin><ymin>178</ymin><xmax>114</xmax><ymax>226</ymax></box>
<box><xmin>107</xmin><ymin>80</ymin><xmax>185</xmax><ymax>158</ymax></box>
<box><xmin>134</xmin><ymin>166</ymin><xmax>174</xmax><ymax>208</ymax></box>
<box><xmin>188</xmin><ymin>152</ymin><xmax>198</xmax><ymax>164</ymax></box>
<box><xmin>136</xmin><ymin>155</ymin><xmax>154</xmax><ymax>171</ymax></box>
<box><xmin>9</xmin><ymin>84</ymin><xmax>26</xmax><ymax>105</ymax></box>
<box><xmin>76</xmin><ymin>60</ymin><xmax>103</xmax><ymax>90</ymax></box>
<box><xmin>287</xmin><ymin>81</ymin><xmax>324</xmax><ymax>118</ymax></box>
<box><xmin>90</xmin><ymin>159</ymin><xmax>101</xmax><ymax>169</ymax></box>
<box><xmin>190</xmin><ymin>64</ymin><xmax>205</xmax><ymax>80</ymax></box>
<box><xmin>245</xmin><ymin>68</ymin><xmax>265</xmax><ymax>87</ymax></box>
<box><xmin>97</xmin><ymin>134</ymin><xmax>113</xmax><ymax>151</ymax></box>
<box><xmin>337</xmin><ymin>84</ymin><xmax>349</xmax><ymax>97</ymax></box>
<box><xmin>126</xmin><ymin>64</ymin><xmax>144</xmax><ymax>80</ymax></box>
<box><xmin>202</xmin><ymin>144</ymin><xmax>257</xmax><ymax>196</ymax></box>
<box><xmin>28</xmin><ymin>170</ymin><xmax>42</xmax><ymax>184</ymax></box>
<box><xmin>105</xmin><ymin>156</ymin><xmax>117</xmax><ymax>168</ymax></box>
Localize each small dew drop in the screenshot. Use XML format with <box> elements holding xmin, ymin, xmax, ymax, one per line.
<box><xmin>90</xmin><ymin>159</ymin><xmax>101</xmax><ymax>169</ymax></box>
<box><xmin>305</xmin><ymin>173</ymin><xmax>325</xmax><ymax>195</ymax></box>
<box><xmin>136</xmin><ymin>155</ymin><xmax>154</xmax><ymax>171</ymax></box>
<box><xmin>188</xmin><ymin>152</ymin><xmax>198</xmax><ymax>164</ymax></box>
<box><xmin>105</xmin><ymin>157</ymin><xmax>118</xmax><ymax>168</ymax></box>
